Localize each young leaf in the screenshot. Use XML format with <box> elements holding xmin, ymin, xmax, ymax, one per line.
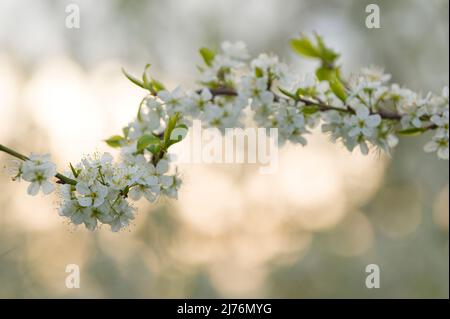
<box><xmin>199</xmin><ymin>47</ymin><xmax>216</xmax><ymax>67</ymax></box>
<box><xmin>291</xmin><ymin>34</ymin><xmax>340</xmax><ymax>66</ymax></box>
<box><xmin>151</xmin><ymin>78</ymin><xmax>166</xmax><ymax>92</ymax></box>
<box><xmin>329</xmin><ymin>78</ymin><xmax>347</xmax><ymax>102</ymax></box>
<box><xmin>69</xmin><ymin>162</ymin><xmax>80</xmax><ymax>178</ymax></box>
<box><xmin>105</xmin><ymin>135</ymin><xmax>124</xmax><ymax>148</ymax></box>
<box><xmin>163</xmin><ymin>113</ymin><xmax>180</xmax><ymax>147</ymax></box>
<box><xmin>137</xmin><ymin>134</ymin><xmax>160</xmax><ymax>152</ymax></box>
<box><xmin>398</xmin><ymin>128</ymin><xmax>426</xmax><ymax>136</ymax></box>
<box><xmin>296</xmin><ymin>87</ymin><xmax>315</xmax><ymax>97</ymax></box>
<box><xmin>290</xmin><ymin>37</ymin><xmax>321</xmax><ymax>58</ymax></box>
<box><xmin>254</xmin><ymin>67</ymin><xmax>264</xmax><ymax>78</ymax></box>
<box><xmin>142</xmin><ymin>64</ymin><xmax>153</xmax><ymax>92</ymax></box>
<box><xmin>316</xmin><ymin>67</ymin><xmax>347</xmax><ymax>102</ymax></box>
<box><xmin>278</xmin><ymin>87</ymin><xmax>298</xmax><ymax>100</ymax></box>
<box><xmin>122</xmin><ymin>68</ymin><xmax>145</xmax><ymax>89</ymax></box>
<box><xmin>168</xmin><ymin>124</ymin><xmax>188</xmax><ymax>147</ymax></box>
<box><xmin>314</xmin><ymin>34</ymin><xmax>339</xmax><ymax>64</ymax></box>
<box><xmin>301</xmin><ymin>105</ymin><xmax>319</xmax><ymax>115</ymax></box>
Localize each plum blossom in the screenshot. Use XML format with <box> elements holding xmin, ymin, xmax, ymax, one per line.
<box><xmin>21</xmin><ymin>153</ymin><xmax>57</xmax><ymax>196</ymax></box>
<box><xmin>346</xmin><ymin>104</ymin><xmax>382</xmax><ymax>138</ymax></box>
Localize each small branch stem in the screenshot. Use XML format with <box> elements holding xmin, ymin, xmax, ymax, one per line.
<box><xmin>0</xmin><ymin>144</ymin><xmax>28</xmax><ymax>161</ymax></box>
<box><xmin>0</xmin><ymin>144</ymin><xmax>77</xmax><ymax>185</ymax></box>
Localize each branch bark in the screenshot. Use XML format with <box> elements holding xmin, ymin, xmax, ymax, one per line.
<box><xmin>0</xmin><ymin>144</ymin><xmax>77</xmax><ymax>185</ymax></box>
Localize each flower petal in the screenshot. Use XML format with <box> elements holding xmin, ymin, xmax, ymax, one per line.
<box><xmin>424</xmin><ymin>141</ymin><xmax>438</xmax><ymax>153</ymax></box>
<box><xmin>27</xmin><ymin>182</ymin><xmax>40</xmax><ymax>196</ymax></box>
<box><xmin>355</xmin><ymin>105</ymin><xmax>369</xmax><ymax>119</ymax></box>
<box><xmin>41</xmin><ymin>181</ymin><xmax>55</xmax><ymax>195</ymax></box>
<box><xmin>366</xmin><ymin>114</ymin><xmax>381</xmax><ymax>127</ymax></box>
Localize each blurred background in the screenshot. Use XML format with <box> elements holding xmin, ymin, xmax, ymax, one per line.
<box><xmin>0</xmin><ymin>0</ymin><xmax>448</xmax><ymax>298</ymax></box>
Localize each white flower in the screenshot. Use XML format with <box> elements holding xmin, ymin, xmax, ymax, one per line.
<box><xmin>221</xmin><ymin>41</ymin><xmax>249</xmax><ymax>61</ymax></box>
<box><xmin>360</xmin><ymin>66</ymin><xmax>391</xmax><ymax>84</ymax></box>
<box><xmin>155</xmin><ymin>159</ymin><xmax>169</xmax><ymax>176</ymax></box>
<box><xmin>76</xmin><ymin>182</ymin><xmax>108</xmax><ymax>207</ymax></box>
<box><xmin>250</xmin><ymin>53</ymin><xmax>288</xmax><ymax>80</ymax></box>
<box><xmin>206</xmin><ymin>42</ymin><xmax>249</xmax><ymax>77</ymax></box>
<box><xmin>199</xmin><ymin>68</ymin><xmax>218</xmax><ymax>84</ymax></box>
<box><xmin>251</xmin><ymin>53</ymin><xmax>279</xmax><ymax>71</ymax></box>
<box><xmin>389</xmin><ymin>84</ymin><xmax>414</xmax><ymax>100</ymax></box>
<box><xmin>398</xmin><ymin>92</ymin><xmax>430</xmax><ymax>128</ymax></box>
<box><xmin>296</xmin><ymin>74</ymin><xmax>329</xmax><ymax>96</ymax></box>
<box><xmin>442</xmin><ymin>86</ymin><xmax>449</xmax><ymax>100</ymax></box>
<box><xmin>201</xmin><ymin>103</ymin><xmax>225</xmax><ymax>126</ymax></box>
<box><xmin>275</xmin><ymin>102</ymin><xmax>308</xmax><ymax>145</ymax></box>
<box><xmin>187</xmin><ymin>89</ymin><xmax>213</xmax><ymax>117</ymax></box>
<box><xmin>126</xmin><ymin>120</ymin><xmax>146</xmax><ymax>141</ymax></box>
<box><xmin>239</xmin><ymin>76</ymin><xmax>274</xmax><ymax>108</ymax></box>
<box><xmin>8</xmin><ymin>159</ymin><xmax>23</xmax><ymax>181</ymax></box>
<box><xmin>75</xmin><ymin>152</ymin><xmax>114</xmax><ymax>185</ymax></box>
<box><xmin>158</xmin><ymin>86</ymin><xmax>188</xmax><ymax>115</ymax></box>
<box><xmin>321</xmin><ymin>110</ymin><xmax>345</xmax><ymax>141</ymax></box>
<box><xmin>128</xmin><ymin>184</ymin><xmax>159</xmax><ymax>202</ymax></box>
<box><xmin>110</xmin><ymin>164</ymin><xmax>142</xmax><ymax>190</ymax></box>
<box><xmin>430</xmin><ymin>110</ymin><xmax>449</xmax><ymax>139</ymax></box>
<box><xmin>346</xmin><ymin>104</ymin><xmax>382</xmax><ymax>138</ymax></box>
<box><xmin>59</xmin><ymin>199</ymin><xmax>90</xmax><ymax>225</ymax></box>
<box><xmin>424</xmin><ymin>136</ymin><xmax>449</xmax><ymax>160</ymax></box>
<box><xmin>160</xmin><ymin>174</ymin><xmax>182</xmax><ymax>199</ymax></box>
<box><xmin>400</xmin><ymin>107</ymin><xmax>427</xmax><ymax>129</ymax></box>
<box><xmin>357</xmin><ymin>139</ymin><xmax>370</xmax><ymax>155</ymax></box>
<box><xmin>143</xmin><ymin>97</ymin><xmax>166</xmax><ymax>131</ymax></box>
<box><xmin>22</xmin><ymin>153</ymin><xmax>57</xmax><ymax>196</ymax></box>
<box><xmin>127</xmin><ymin>162</ymin><xmax>161</xmax><ymax>203</ymax></box>
<box><xmin>108</xmin><ymin>197</ymin><xmax>135</xmax><ymax>232</ymax></box>
<box><xmin>373</xmin><ymin>123</ymin><xmax>399</xmax><ymax>155</ymax></box>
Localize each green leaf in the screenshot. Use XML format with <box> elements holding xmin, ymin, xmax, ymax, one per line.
<box><xmin>105</xmin><ymin>135</ymin><xmax>124</xmax><ymax>148</ymax></box>
<box><xmin>296</xmin><ymin>87</ymin><xmax>316</xmax><ymax>97</ymax></box>
<box><xmin>290</xmin><ymin>37</ymin><xmax>321</xmax><ymax>58</ymax></box>
<box><xmin>69</xmin><ymin>162</ymin><xmax>80</xmax><ymax>178</ymax></box>
<box><xmin>330</xmin><ymin>79</ymin><xmax>347</xmax><ymax>102</ymax></box>
<box><xmin>254</xmin><ymin>67</ymin><xmax>264</xmax><ymax>78</ymax></box>
<box><xmin>138</xmin><ymin>64</ymin><xmax>165</xmax><ymax>94</ymax></box>
<box><xmin>199</xmin><ymin>47</ymin><xmax>216</xmax><ymax>67</ymax></box>
<box><xmin>314</xmin><ymin>34</ymin><xmax>339</xmax><ymax>64</ymax></box>
<box><xmin>315</xmin><ymin>67</ymin><xmax>331</xmax><ymax>82</ymax></box>
<box><xmin>278</xmin><ymin>87</ymin><xmax>298</xmax><ymax>100</ymax></box>
<box><xmin>168</xmin><ymin>124</ymin><xmax>188</xmax><ymax>147</ymax></box>
<box><xmin>142</xmin><ymin>64</ymin><xmax>152</xmax><ymax>92</ymax></box>
<box><xmin>163</xmin><ymin>113</ymin><xmax>180</xmax><ymax>147</ymax></box>
<box><xmin>397</xmin><ymin>127</ymin><xmax>426</xmax><ymax>136</ymax></box>
<box><xmin>137</xmin><ymin>134</ymin><xmax>160</xmax><ymax>152</ymax></box>
<box><xmin>122</xmin><ymin>68</ymin><xmax>145</xmax><ymax>89</ymax></box>
<box><xmin>150</xmin><ymin>78</ymin><xmax>166</xmax><ymax>92</ymax></box>
<box><xmin>291</xmin><ymin>34</ymin><xmax>340</xmax><ymax>65</ymax></box>
<box><xmin>301</xmin><ymin>105</ymin><xmax>319</xmax><ymax>114</ymax></box>
<box><xmin>147</xmin><ymin>143</ymin><xmax>161</xmax><ymax>155</ymax></box>
<box><xmin>316</xmin><ymin>67</ymin><xmax>347</xmax><ymax>102</ymax></box>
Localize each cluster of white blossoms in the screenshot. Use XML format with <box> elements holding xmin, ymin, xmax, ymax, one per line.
<box><xmin>57</xmin><ymin>152</ymin><xmax>180</xmax><ymax>231</ymax></box>
<box><xmin>1</xmin><ymin>34</ymin><xmax>448</xmax><ymax>232</ymax></box>
<box><xmin>129</xmin><ymin>36</ymin><xmax>448</xmax><ymax>159</ymax></box>
<box><xmin>7</xmin><ymin>150</ymin><xmax>181</xmax><ymax>231</ymax></box>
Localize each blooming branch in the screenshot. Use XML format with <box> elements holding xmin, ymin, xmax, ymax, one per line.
<box><xmin>1</xmin><ymin>33</ymin><xmax>448</xmax><ymax>232</ymax></box>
